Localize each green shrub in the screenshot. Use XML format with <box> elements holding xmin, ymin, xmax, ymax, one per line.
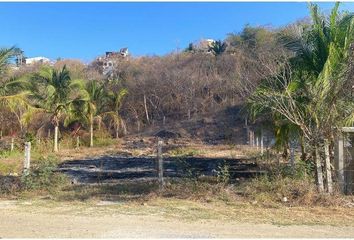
<box><xmin>24</xmin><ymin>132</ymin><xmax>35</xmax><ymax>145</ymax></box>
<box><xmin>276</xmin><ymin>159</ymin><xmax>314</xmax><ymax>180</ymax></box>
<box><xmin>216</xmin><ymin>163</ymin><xmax>230</xmax><ymax>184</ymax></box>
<box><xmin>21</xmin><ymin>155</ymin><xmax>68</xmax><ymax>191</ymax></box>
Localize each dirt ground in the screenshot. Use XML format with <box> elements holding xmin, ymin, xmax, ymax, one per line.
<box><xmin>0</xmin><ymin>199</ymin><xmax>354</xmax><ymax>238</ymax></box>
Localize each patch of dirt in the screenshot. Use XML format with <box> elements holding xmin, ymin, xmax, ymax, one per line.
<box><xmin>1</xmin><ymin>201</ymin><xmax>354</xmax><ymax>238</ymax></box>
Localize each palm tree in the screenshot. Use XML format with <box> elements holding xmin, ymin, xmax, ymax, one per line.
<box><xmin>85</xmin><ymin>80</ymin><xmax>105</xmax><ymax>147</ymax></box>
<box><xmin>282</xmin><ymin>3</ymin><xmax>354</xmax><ymax>192</ymax></box>
<box><xmin>247</xmin><ymin>3</ymin><xmax>354</xmax><ymax>193</ymax></box>
<box><xmin>0</xmin><ymin>47</ymin><xmax>36</xmax><ymax>136</ymax></box>
<box><xmin>30</xmin><ymin>65</ymin><xmax>87</xmax><ymax>152</ymax></box>
<box><xmin>104</xmin><ymin>86</ymin><xmax>128</xmax><ymax>139</ymax></box>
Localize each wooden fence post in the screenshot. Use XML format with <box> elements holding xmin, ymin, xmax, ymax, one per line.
<box><xmin>157</xmin><ymin>138</ymin><xmax>164</xmax><ymax>190</ymax></box>
<box><xmin>23</xmin><ymin>142</ymin><xmax>31</xmax><ymax>175</ymax></box>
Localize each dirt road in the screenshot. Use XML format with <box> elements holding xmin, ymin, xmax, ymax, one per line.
<box><xmin>0</xmin><ymin>200</ymin><xmax>354</xmax><ymax>238</ymax></box>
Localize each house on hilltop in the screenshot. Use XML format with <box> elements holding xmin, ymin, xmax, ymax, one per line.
<box><xmin>185</xmin><ymin>39</ymin><xmax>216</xmax><ymax>54</ymax></box>
<box><xmin>95</xmin><ymin>47</ymin><xmax>129</xmax><ymax>78</ymax></box>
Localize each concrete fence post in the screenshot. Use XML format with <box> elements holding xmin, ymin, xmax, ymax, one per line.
<box><xmin>261</xmin><ymin>129</ymin><xmax>264</xmax><ymax>155</ymax></box>
<box><xmin>157</xmin><ymin>138</ymin><xmax>164</xmax><ymax>190</ymax></box>
<box><xmin>23</xmin><ymin>142</ymin><xmax>31</xmax><ymax>175</ymax></box>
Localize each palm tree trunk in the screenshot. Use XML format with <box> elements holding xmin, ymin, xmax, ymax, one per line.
<box><xmin>324</xmin><ymin>139</ymin><xmax>333</xmax><ymax>193</ymax></box>
<box><xmin>54</xmin><ymin>125</ymin><xmax>59</xmax><ymax>152</ymax></box>
<box><xmin>10</xmin><ymin>137</ymin><xmax>14</xmax><ymax>152</ymax></box>
<box><xmin>314</xmin><ymin>146</ymin><xmax>324</xmax><ymax>193</ymax></box>
<box><xmin>90</xmin><ymin>114</ymin><xmax>94</xmax><ymax>147</ymax></box>
<box><xmin>115</xmin><ymin>124</ymin><xmax>119</xmax><ymax>139</ymax></box>
<box><xmin>121</xmin><ymin>119</ymin><xmax>127</xmax><ymax>136</ymax></box>
<box><xmin>76</xmin><ymin>136</ymin><xmax>80</xmax><ymax>149</ymax></box>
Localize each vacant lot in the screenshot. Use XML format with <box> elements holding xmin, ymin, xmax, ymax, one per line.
<box><xmin>1</xmin><ymin>139</ymin><xmax>354</xmax><ymax>238</ymax></box>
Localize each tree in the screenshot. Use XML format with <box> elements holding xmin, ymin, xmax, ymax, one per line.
<box><xmin>103</xmin><ymin>80</ymin><xmax>128</xmax><ymax>138</ymax></box>
<box><xmin>30</xmin><ymin>65</ymin><xmax>87</xmax><ymax>152</ymax></box>
<box><xmin>210</xmin><ymin>40</ymin><xmax>227</xmax><ymax>56</ymax></box>
<box><xmin>247</xmin><ymin>3</ymin><xmax>354</xmax><ymax>193</ymax></box>
<box><xmin>85</xmin><ymin>80</ymin><xmax>105</xmax><ymax>147</ymax></box>
<box><xmin>0</xmin><ymin>47</ymin><xmax>37</xmax><ymax>136</ymax></box>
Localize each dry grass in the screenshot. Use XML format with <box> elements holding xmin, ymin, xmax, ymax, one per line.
<box><xmin>165</xmin><ymin>141</ymin><xmax>261</xmax><ymax>159</ymax></box>
<box><xmin>0</xmin><ymin>150</ymin><xmax>24</xmax><ymax>175</ymax></box>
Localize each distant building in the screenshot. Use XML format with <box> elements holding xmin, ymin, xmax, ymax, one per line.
<box><xmin>120</xmin><ymin>47</ymin><xmax>129</xmax><ymax>57</ymax></box>
<box><xmin>188</xmin><ymin>39</ymin><xmax>216</xmax><ymax>53</ymax></box>
<box><xmin>198</xmin><ymin>39</ymin><xmax>216</xmax><ymax>50</ymax></box>
<box><xmin>104</xmin><ymin>47</ymin><xmax>129</xmax><ymax>59</ymax></box>
<box><xmin>96</xmin><ymin>47</ymin><xmax>129</xmax><ymax>77</ymax></box>
<box><xmin>14</xmin><ymin>49</ymin><xmax>25</xmax><ymax>66</ymax></box>
<box><xmin>11</xmin><ymin>51</ymin><xmax>54</xmax><ymax>69</ymax></box>
<box><xmin>25</xmin><ymin>56</ymin><xmax>51</xmax><ymax>65</ymax></box>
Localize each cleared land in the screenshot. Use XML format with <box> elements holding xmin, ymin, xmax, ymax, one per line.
<box><xmin>1</xmin><ymin>137</ymin><xmax>354</xmax><ymax>238</ymax></box>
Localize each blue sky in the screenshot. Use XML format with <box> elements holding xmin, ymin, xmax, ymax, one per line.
<box><xmin>1</xmin><ymin>2</ymin><xmax>353</xmax><ymax>62</ymax></box>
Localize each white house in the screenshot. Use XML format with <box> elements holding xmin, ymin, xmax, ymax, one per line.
<box><xmin>25</xmin><ymin>56</ymin><xmax>51</xmax><ymax>65</ymax></box>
